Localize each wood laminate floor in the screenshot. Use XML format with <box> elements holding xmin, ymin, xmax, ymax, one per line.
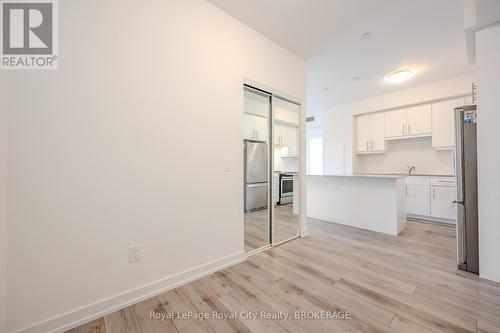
<box><xmin>68</xmin><ymin>219</ymin><xmax>500</xmax><ymax>333</ymax></box>
<box><xmin>244</xmin><ymin>204</ymin><xmax>299</xmax><ymax>252</ymax></box>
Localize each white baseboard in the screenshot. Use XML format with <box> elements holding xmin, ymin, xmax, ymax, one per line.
<box><xmin>300</xmin><ymin>228</ymin><xmax>309</xmax><ymax>237</ymax></box>
<box><xmin>12</xmin><ymin>251</ymin><xmax>246</xmax><ymax>333</ymax></box>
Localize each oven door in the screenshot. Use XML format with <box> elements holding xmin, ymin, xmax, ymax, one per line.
<box><xmin>280</xmin><ymin>176</ymin><xmax>293</xmax><ymax>204</ymax></box>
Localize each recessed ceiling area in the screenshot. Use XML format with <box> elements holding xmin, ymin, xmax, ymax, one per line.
<box><xmin>207</xmin><ymin>0</ymin><xmax>472</xmax><ymax>112</ymax></box>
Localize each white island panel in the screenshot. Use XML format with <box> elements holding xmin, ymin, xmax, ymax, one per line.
<box><xmin>307</xmin><ymin>175</ymin><xmax>406</xmax><ymax>235</ymax></box>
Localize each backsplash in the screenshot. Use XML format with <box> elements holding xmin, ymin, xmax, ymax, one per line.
<box><xmin>274</xmin><ymin>147</ymin><xmax>299</xmax><ymax>172</ymax></box>
<box><xmin>355</xmin><ymin>137</ymin><xmax>455</xmax><ymax>175</ymax></box>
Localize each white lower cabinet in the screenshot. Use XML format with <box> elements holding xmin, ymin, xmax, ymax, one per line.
<box><xmin>406</xmin><ymin>184</ymin><xmax>431</xmax><ymax>216</ymax></box>
<box><xmin>430</xmin><ymin>186</ymin><xmax>457</xmax><ymax>220</ymax></box>
<box><xmin>406</xmin><ymin>176</ymin><xmax>456</xmax><ymax>222</ymax></box>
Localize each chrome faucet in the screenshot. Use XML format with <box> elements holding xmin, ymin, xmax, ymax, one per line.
<box><xmin>406</xmin><ymin>165</ymin><xmax>416</xmax><ymax>175</ymax></box>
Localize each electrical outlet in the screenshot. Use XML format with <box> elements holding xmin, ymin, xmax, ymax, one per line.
<box><xmin>129</xmin><ymin>244</ymin><xmax>141</xmax><ymax>263</ymax></box>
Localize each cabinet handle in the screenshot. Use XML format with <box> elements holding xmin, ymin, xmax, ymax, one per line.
<box><xmin>432</xmin><ymin>187</ymin><xmax>436</xmax><ymax>198</ymax></box>
<box><xmin>405</xmin><ymin>186</ymin><xmax>408</xmax><ymax>196</ymax></box>
<box><xmin>408</xmin><ymin>124</ymin><xmax>411</xmax><ymax>135</ymax></box>
<box><xmin>402</xmin><ymin>125</ymin><xmax>405</xmax><ymax>135</ymax></box>
<box><xmin>371</xmin><ymin>141</ymin><xmax>374</xmax><ymax>151</ymax></box>
<box><xmin>366</xmin><ymin>141</ymin><xmax>369</xmax><ymax>151</ymax></box>
<box><xmin>256</xmin><ymin>131</ymin><xmax>259</xmax><ymax>139</ymax></box>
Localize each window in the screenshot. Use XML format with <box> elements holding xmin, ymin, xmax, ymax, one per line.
<box><xmin>307</xmin><ymin>137</ymin><xmax>323</xmax><ymax>175</ymax></box>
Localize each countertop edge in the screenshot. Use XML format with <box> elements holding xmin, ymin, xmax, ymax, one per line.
<box><xmin>307</xmin><ymin>174</ymin><xmax>406</xmax><ymax>179</ymax></box>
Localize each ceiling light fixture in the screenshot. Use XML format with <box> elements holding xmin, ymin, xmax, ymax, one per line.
<box><xmin>384</xmin><ymin>69</ymin><xmax>415</xmax><ymax>84</ymax></box>
<box><xmin>352</xmin><ymin>76</ymin><xmax>361</xmax><ymax>82</ymax></box>
<box><xmin>361</xmin><ymin>32</ymin><xmax>372</xmax><ymax>39</ymax></box>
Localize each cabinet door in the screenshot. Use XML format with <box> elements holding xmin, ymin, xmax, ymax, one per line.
<box><xmin>432</xmin><ymin>98</ymin><xmax>462</xmax><ymax>149</ymax></box>
<box><xmin>406</xmin><ymin>184</ymin><xmax>431</xmax><ymax>216</ymax></box>
<box><xmin>384</xmin><ymin>109</ymin><xmax>406</xmax><ymax>138</ymax></box>
<box><xmin>431</xmin><ymin>186</ymin><xmax>457</xmax><ymax>220</ymax></box>
<box><xmin>356</xmin><ymin>114</ymin><xmax>371</xmax><ymax>152</ymax></box>
<box><xmin>244</xmin><ymin>113</ymin><xmax>256</xmax><ymax>140</ymax></box>
<box><xmin>286</xmin><ymin>126</ymin><xmax>298</xmax><ymax>155</ymax></box>
<box><xmin>277</xmin><ymin>125</ymin><xmax>298</xmax><ymax>155</ymax></box>
<box><xmin>406</xmin><ymin>104</ymin><xmax>432</xmax><ymax>136</ymax></box>
<box><xmin>274</xmin><ymin>124</ymin><xmax>285</xmax><ymax>146</ymax></box>
<box><xmin>274</xmin><ymin>98</ymin><xmax>299</xmax><ymax>125</ymax></box>
<box><xmin>254</xmin><ymin>116</ymin><xmax>268</xmax><ymax>142</ymax></box>
<box><xmin>370</xmin><ymin>112</ymin><xmax>385</xmax><ymax>151</ymax></box>
<box><xmin>244</xmin><ymin>89</ymin><xmax>270</xmax><ymax>117</ymax></box>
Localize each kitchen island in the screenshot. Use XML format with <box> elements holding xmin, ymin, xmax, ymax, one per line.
<box><xmin>307</xmin><ymin>174</ymin><xmax>406</xmax><ymax>235</ymax></box>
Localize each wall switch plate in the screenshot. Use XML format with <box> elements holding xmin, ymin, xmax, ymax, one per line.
<box><xmin>223</xmin><ymin>158</ymin><xmax>231</xmax><ymax>172</ymax></box>
<box><xmin>129</xmin><ymin>244</ymin><xmax>141</xmax><ymax>263</ymax></box>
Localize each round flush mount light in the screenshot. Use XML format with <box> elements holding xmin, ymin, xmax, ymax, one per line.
<box><xmin>384</xmin><ymin>69</ymin><xmax>415</xmax><ymax>84</ymax></box>
<box><xmin>361</xmin><ymin>32</ymin><xmax>372</xmax><ymax>39</ymax></box>
<box><xmin>352</xmin><ymin>76</ymin><xmax>361</xmax><ymax>82</ymax></box>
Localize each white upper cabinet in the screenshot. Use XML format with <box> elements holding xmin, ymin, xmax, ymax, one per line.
<box><xmin>275</xmin><ymin>124</ymin><xmax>298</xmax><ymax>156</ymax></box>
<box><xmin>244</xmin><ymin>113</ymin><xmax>268</xmax><ymax>142</ymax></box>
<box><xmin>244</xmin><ymin>88</ymin><xmax>270</xmax><ymax>142</ymax></box>
<box><xmin>244</xmin><ymin>89</ymin><xmax>270</xmax><ymax>117</ymax></box>
<box><xmin>244</xmin><ymin>113</ymin><xmax>255</xmax><ymax>140</ymax></box>
<box><xmin>406</xmin><ymin>104</ymin><xmax>432</xmax><ymax>136</ymax></box>
<box><xmin>370</xmin><ymin>112</ymin><xmax>386</xmax><ymax>151</ymax></box>
<box><xmin>385</xmin><ymin>104</ymin><xmax>431</xmax><ymax>139</ymax></box>
<box><xmin>385</xmin><ymin>109</ymin><xmax>406</xmax><ymax>138</ymax></box>
<box><xmin>432</xmin><ymin>97</ymin><xmax>463</xmax><ymax>149</ymax></box>
<box><xmin>356</xmin><ymin>114</ymin><xmax>371</xmax><ymax>153</ymax></box>
<box><xmin>254</xmin><ymin>116</ymin><xmax>268</xmax><ymax>142</ymax></box>
<box><xmin>356</xmin><ymin>112</ymin><xmax>385</xmax><ymax>153</ymax></box>
<box><xmin>284</xmin><ymin>126</ymin><xmax>298</xmax><ymax>155</ymax></box>
<box><xmin>274</xmin><ymin>98</ymin><xmax>299</xmax><ymax>125</ymax></box>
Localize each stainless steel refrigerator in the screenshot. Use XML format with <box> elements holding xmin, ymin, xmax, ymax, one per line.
<box><xmin>454</xmin><ymin>105</ymin><xmax>479</xmax><ymax>274</ymax></box>
<box><xmin>244</xmin><ymin>140</ymin><xmax>268</xmax><ymax>212</ymax></box>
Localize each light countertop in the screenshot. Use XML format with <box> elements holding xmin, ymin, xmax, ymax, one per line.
<box><xmin>353</xmin><ymin>173</ymin><xmax>455</xmax><ymax>178</ymax></box>
<box><xmin>308</xmin><ymin>173</ymin><xmax>406</xmax><ymax>179</ymax></box>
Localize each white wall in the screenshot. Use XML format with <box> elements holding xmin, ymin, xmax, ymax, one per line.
<box><xmin>476</xmin><ymin>22</ymin><xmax>500</xmax><ymax>283</ymax></box>
<box><xmin>2</xmin><ymin>0</ymin><xmax>305</xmax><ymax>332</ymax></box>
<box><xmin>321</xmin><ymin>74</ymin><xmax>475</xmax><ymax>175</ymax></box>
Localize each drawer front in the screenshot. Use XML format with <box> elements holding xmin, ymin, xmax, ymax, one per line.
<box><xmin>431</xmin><ymin>177</ymin><xmax>456</xmax><ymax>187</ymax></box>
<box><xmin>406</xmin><ymin>176</ymin><xmax>430</xmax><ymax>186</ymax></box>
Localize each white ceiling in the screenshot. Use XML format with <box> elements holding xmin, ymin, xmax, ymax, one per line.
<box><xmin>207</xmin><ymin>0</ymin><xmax>472</xmax><ymax>112</ymax></box>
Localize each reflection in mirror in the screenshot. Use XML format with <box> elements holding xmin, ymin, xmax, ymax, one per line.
<box><xmin>273</xmin><ymin>97</ymin><xmax>300</xmax><ymax>244</ymax></box>
<box><xmin>243</xmin><ymin>87</ymin><xmax>271</xmax><ymax>252</ymax></box>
